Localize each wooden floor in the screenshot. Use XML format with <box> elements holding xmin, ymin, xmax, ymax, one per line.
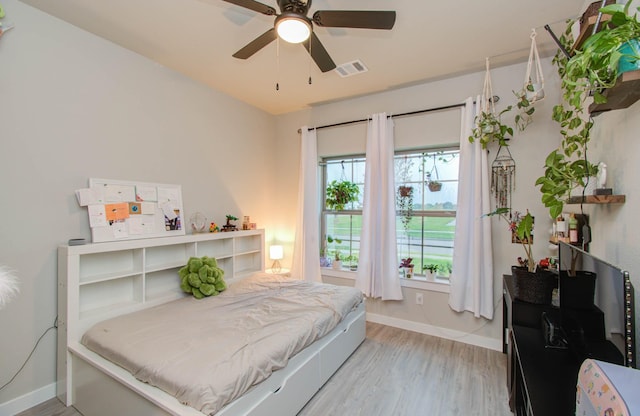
<box><xmin>18</xmin><ymin>322</ymin><xmax>512</xmax><ymax>416</ymax></box>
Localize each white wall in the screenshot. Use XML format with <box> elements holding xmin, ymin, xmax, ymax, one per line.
<box><xmin>276</xmin><ymin>57</ymin><xmax>564</xmax><ymax>347</ymax></box>
<box><xmin>585</xmin><ymin>100</ymin><xmax>640</xmax><ymax>363</ymax></box>
<box><xmin>0</xmin><ymin>0</ymin><xmax>277</xmax><ymax>411</ymax></box>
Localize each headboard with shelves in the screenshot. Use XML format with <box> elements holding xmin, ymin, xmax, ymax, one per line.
<box><xmin>57</xmin><ymin>229</ymin><xmax>265</xmax><ymax>403</ymax></box>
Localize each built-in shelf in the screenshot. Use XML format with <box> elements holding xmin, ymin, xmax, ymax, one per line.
<box><xmin>567</xmin><ymin>194</ymin><xmax>626</xmax><ymax>204</ymax></box>
<box><xmin>589</xmin><ymin>70</ymin><xmax>640</xmax><ymax>115</ymax></box>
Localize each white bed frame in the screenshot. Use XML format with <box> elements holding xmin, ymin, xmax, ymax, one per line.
<box><xmin>57</xmin><ymin>230</ymin><xmax>366</xmax><ymax>416</ymax></box>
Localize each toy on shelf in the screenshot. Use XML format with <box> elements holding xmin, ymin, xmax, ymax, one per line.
<box><xmin>222</xmin><ymin>215</ymin><xmax>238</xmax><ymax>232</ymax></box>
<box><xmin>209</xmin><ymin>222</ymin><xmax>219</xmax><ymax>233</ymax></box>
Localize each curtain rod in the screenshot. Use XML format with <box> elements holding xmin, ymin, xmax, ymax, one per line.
<box><xmin>300</xmin><ymin>102</ymin><xmax>467</xmax><ymax>133</ymax></box>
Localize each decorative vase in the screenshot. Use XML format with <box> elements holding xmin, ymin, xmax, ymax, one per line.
<box><xmin>332</xmin><ymin>260</ymin><xmax>342</xmax><ymax>270</ymax></box>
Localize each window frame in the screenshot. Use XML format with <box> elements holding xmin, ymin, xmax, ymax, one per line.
<box><xmin>320</xmin><ymin>146</ymin><xmax>459</xmax><ymax>284</ymax></box>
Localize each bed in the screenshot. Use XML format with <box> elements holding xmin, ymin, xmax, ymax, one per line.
<box><xmin>57</xmin><ymin>231</ymin><xmax>366</xmax><ymax>416</ymax></box>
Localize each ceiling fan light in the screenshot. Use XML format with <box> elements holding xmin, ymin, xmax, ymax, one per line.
<box><xmin>276</xmin><ymin>15</ymin><xmax>311</xmax><ymax>44</ymax></box>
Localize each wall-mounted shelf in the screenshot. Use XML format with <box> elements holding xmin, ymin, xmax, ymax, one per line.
<box><xmin>572</xmin><ymin>14</ymin><xmax>612</xmax><ymax>52</ymax></box>
<box><xmin>589</xmin><ymin>70</ymin><xmax>640</xmax><ymax>115</ymax></box>
<box><xmin>567</xmin><ymin>194</ymin><xmax>626</xmax><ymax>204</ymax></box>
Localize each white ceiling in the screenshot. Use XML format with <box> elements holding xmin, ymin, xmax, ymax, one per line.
<box><xmin>20</xmin><ymin>0</ymin><xmax>586</xmax><ymax>115</ymax></box>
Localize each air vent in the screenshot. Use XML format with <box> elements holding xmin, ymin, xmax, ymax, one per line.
<box><xmin>335</xmin><ymin>60</ymin><xmax>368</xmax><ymax>78</ymax></box>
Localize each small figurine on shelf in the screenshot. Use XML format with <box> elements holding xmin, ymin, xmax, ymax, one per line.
<box><xmin>209</xmin><ymin>222</ymin><xmax>219</xmax><ymax>233</ymax></box>
<box><xmin>242</xmin><ymin>216</ymin><xmax>250</xmax><ymax>230</ymax></box>
<box><xmin>222</xmin><ymin>215</ymin><xmax>238</xmax><ymax>232</ymax></box>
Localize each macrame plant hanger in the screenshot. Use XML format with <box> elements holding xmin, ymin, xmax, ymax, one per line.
<box><xmin>524</xmin><ymin>28</ymin><xmax>545</xmax><ymax>103</ymax></box>
<box><xmin>481</xmin><ymin>57</ymin><xmax>495</xmax><ymax>115</ymax></box>
<box><xmin>491</xmin><ymin>145</ymin><xmax>516</xmax><ymax>212</ymax></box>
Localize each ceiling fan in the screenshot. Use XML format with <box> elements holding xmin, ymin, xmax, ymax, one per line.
<box><xmin>223</xmin><ymin>0</ymin><xmax>396</xmax><ymax>72</ymax></box>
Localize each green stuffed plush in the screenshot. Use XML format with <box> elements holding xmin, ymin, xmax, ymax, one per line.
<box><xmin>178</xmin><ymin>256</ymin><xmax>226</xmax><ymax>299</ymax></box>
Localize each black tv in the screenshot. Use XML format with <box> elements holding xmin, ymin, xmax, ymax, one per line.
<box><xmin>558</xmin><ymin>242</ymin><xmax>636</xmax><ymax>368</ymax></box>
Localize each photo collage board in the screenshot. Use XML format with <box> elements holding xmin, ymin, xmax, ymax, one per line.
<box><xmin>76</xmin><ymin>178</ymin><xmax>185</xmax><ymax>243</ymax></box>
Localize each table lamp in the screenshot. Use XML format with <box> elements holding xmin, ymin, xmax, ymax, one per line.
<box><xmin>269</xmin><ymin>245</ymin><xmax>283</xmax><ymax>274</ymax></box>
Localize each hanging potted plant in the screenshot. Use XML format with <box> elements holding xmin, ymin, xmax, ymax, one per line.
<box><xmin>514</xmin><ymin>29</ymin><xmax>545</xmax><ymax>131</ymax></box>
<box><xmin>326</xmin><ymin>180</ymin><xmax>359</xmax><ymax>211</ymax></box>
<box><xmin>395</xmin><ymin>156</ymin><xmax>415</xmax><ymax>232</ymax></box>
<box><xmin>396</xmin><ymin>185</ymin><xmax>414</xmax><ymax>231</ymax></box>
<box><xmin>426</xmin><ymin>154</ymin><xmax>442</xmax><ymax>192</ymax></box>
<box><xmin>469</xmin><ymin>105</ymin><xmax>514</xmax><ymax>149</ymax></box>
<box><xmin>469</xmin><ymin>58</ymin><xmax>514</xmax><ymax>149</ymax></box>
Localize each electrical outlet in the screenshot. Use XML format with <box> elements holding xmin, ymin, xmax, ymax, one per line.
<box><xmin>415</xmin><ymin>293</ymin><xmax>423</xmax><ymax>305</ymax></box>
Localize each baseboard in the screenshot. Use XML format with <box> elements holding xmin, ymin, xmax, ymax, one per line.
<box><xmin>366</xmin><ymin>312</ymin><xmax>502</xmax><ymax>351</ymax></box>
<box><xmin>0</xmin><ymin>382</ymin><xmax>56</xmax><ymax>416</ymax></box>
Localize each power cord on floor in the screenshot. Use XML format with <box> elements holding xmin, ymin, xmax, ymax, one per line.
<box><xmin>0</xmin><ymin>316</ymin><xmax>58</xmax><ymax>391</ymax></box>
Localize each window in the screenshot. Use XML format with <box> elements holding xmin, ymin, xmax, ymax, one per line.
<box><xmin>321</xmin><ymin>148</ymin><xmax>459</xmax><ymax>279</ymax></box>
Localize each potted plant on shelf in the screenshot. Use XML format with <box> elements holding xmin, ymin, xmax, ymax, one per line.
<box><xmin>423</xmin><ymin>263</ymin><xmax>439</xmax><ymax>279</ymax></box>
<box><xmin>326</xmin><ymin>235</ymin><xmax>343</xmax><ymax>269</ymax></box>
<box><xmin>399</xmin><ymin>257</ymin><xmax>414</xmax><ymax>278</ymax></box>
<box><xmin>532</xmin><ymin>1</ymin><xmax>640</xmax><ymax>217</ymax></box>
<box><xmin>326</xmin><ymin>180</ymin><xmax>359</xmax><ymax>211</ymax></box>
<box><xmin>564</xmin><ymin>1</ymin><xmax>640</xmax><ymax>108</ymax></box>
<box><xmin>487</xmin><ymin>208</ymin><xmax>555</xmax><ymax>305</ymax></box>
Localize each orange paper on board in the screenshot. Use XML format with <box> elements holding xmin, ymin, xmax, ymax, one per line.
<box><xmin>105</xmin><ymin>203</ymin><xmax>130</xmax><ymax>221</ymax></box>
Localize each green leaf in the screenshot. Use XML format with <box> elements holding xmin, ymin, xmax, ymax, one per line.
<box><xmin>593</xmin><ymin>91</ymin><xmax>608</xmax><ymax>104</ymax></box>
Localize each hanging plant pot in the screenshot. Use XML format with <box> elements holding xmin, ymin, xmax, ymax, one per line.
<box><xmin>426</xmin><ymin>154</ymin><xmax>442</xmax><ymax>192</ymax></box>
<box><xmin>398</xmin><ymin>185</ymin><xmax>413</xmax><ymax>197</ymax></box>
<box><xmin>397</xmin><ymin>186</ymin><xmax>414</xmax><ymax>230</ymax></box>
<box><xmin>326</xmin><ymin>179</ymin><xmax>359</xmax><ymax>211</ymax></box>
<box><xmin>428</xmin><ymin>181</ymin><xmax>442</xmax><ymax>192</ymax></box>
<box><xmin>524</xmin><ymin>29</ymin><xmax>545</xmax><ymax>103</ymax></box>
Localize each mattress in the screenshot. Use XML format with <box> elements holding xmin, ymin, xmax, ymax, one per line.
<box><xmin>81</xmin><ymin>273</ymin><xmax>363</xmax><ymax>415</ymax></box>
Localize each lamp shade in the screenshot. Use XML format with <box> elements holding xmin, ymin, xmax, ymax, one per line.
<box><xmin>270</xmin><ymin>245</ymin><xmax>284</xmax><ymax>260</ymax></box>
<box><xmin>275</xmin><ymin>14</ymin><xmax>311</xmax><ymax>44</ymax></box>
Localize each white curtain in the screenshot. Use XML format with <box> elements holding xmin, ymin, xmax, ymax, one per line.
<box><xmin>449</xmin><ymin>97</ymin><xmax>494</xmax><ymax>319</ymax></box>
<box><xmin>291</xmin><ymin>127</ymin><xmax>322</xmax><ymax>282</ymax></box>
<box><xmin>355</xmin><ymin>113</ymin><xmax>403</xmax><ymax>300</ymax></box>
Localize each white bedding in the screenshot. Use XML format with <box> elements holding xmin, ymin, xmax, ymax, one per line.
<box><xmin>81</xmin><ymin>273</ymin><xmax>363</xmax><ymax>415</ymax></box>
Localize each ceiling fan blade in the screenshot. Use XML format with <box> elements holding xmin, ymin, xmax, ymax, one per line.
<box><xmin>302</xmin><ymin>32</ymin><xmax>336</xmax><ymax>73</ymax></box>
<box><xmin>312</xmin><ymin>10</ymin><xmax>396</xmax><ymax>30</ymax></box>
<box><xmin>232</xmin><ymin>28</ymin><xmax>277</xmax><ymax>59</ymax></box>
<box><xmin>222</xmin><ymin>0</ymin><xmax>276</xmax><ymax>16</ymax></box>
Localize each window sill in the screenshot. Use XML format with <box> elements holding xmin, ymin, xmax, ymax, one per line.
<box><xmin>321</xmin><ymin>268</ymin><xmax>450</xmax><ymax>294</ymax></box>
